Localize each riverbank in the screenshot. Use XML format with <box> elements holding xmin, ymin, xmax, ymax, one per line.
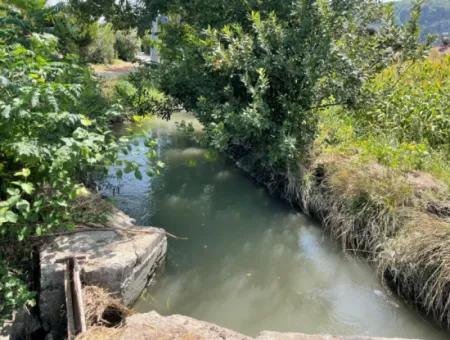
<box><xmin>301</xmin><ymin>155</ymin><xmax>449</xmax><ymax>328</ymax></box>
<box><xmin>232</xmin><ymin>122</ymin><xmax>450</xmax><ymax>330</ymax></box>
<box><xmin>87</xmin><ymin>52</ymin><xmax>450</xmax><ymax>333</ymax></box>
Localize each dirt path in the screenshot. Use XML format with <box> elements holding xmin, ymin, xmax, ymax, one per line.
<box><xmin>92</xmin><ymin>62</ymin><xmax>135</xmax><ymax>80</ymax></box>
<box><xmin>92</xmin><ymin>54</ymin><xmax>153</xmax><ymax>80</ymax></box>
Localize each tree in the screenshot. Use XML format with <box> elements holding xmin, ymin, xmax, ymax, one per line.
<box><xmin>115</xmin><ymin>29</ymin><xmax>141</xmax><ymax>61</ymax></box>
<box><xmin>67</xmin><ymin>0</ymin><xmax>138</xmax><ymax>30</ymax></box>
<box><xmin>147</xmin><ymin>0</ymin><xmax>425</xmax><ymax>177</ymax></box>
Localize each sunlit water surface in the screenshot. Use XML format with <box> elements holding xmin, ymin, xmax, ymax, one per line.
<box><xmin>103</xmin><ymin>114</ymin><xmax>448</xmax><ymax>340</ymax></box>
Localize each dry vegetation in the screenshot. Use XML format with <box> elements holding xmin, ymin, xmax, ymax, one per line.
<box><xmin>83</xmin><ymin>286</ymin><xmax>132</xmax><ymax>328</ymax></box>
<box><xmin>380</xmin><ymin>213</ymin><xmax>450</xmax><ymax>326</ymax></box>
<box><xmin>77</xmin><ymin>286</ymin><xmax>205</xmax><ymax>340</ymax></box>
<box><xmin>76</xmin><ymin>286</ymin><xmax>131</xmax><ymax>340</ymax></box>
<box><xmin>295</xmin><ymin>137</ymin><xmax>450</xmax><ymax>327</ymax></box>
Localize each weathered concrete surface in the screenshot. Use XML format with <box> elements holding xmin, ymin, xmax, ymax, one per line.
<box><xmin>39</xmin><ymin>208</ymin><xmax>167</xmax><ymax>338</ymax></box>
<box><xmin>113</xmin><ymin>312</ymin><xmax>418</xmax><ymax>340</ymax></box>
<box><xmin>119</xmin><ymin>312</ymin><xmax>251</xmax><ymax>340</ymax></box>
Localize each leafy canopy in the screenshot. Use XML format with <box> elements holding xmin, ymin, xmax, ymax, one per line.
<box><xmin>149</xmin><ymin>0</ymin><xmax>425</xmax><ymax>177</ymax></box>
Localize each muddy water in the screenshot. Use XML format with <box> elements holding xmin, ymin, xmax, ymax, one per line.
<box><xmin>104</xmin><ymin>114</ymin><xmax>448</xmax><ymax>339</ymax></box>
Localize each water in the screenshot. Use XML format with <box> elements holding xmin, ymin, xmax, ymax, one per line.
<box><xmin>103</xmin><ymin>114</ymin><xmax>448</xmax><ymax>340</ymax></box>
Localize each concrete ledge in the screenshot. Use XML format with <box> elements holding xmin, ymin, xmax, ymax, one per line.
<box><xmin>39</xmin><ymin>209</ymin><xmax>167</xmax><ymax>338</ymax></box>
<box><xmin>116</xmin><ymin>312</ymin><xmax>418</xmax><ymax>340</ymax></box>
<box><xmin>120</xmin><ymin>312</ymin><xmax>251</xmax><ymax>340</ymax></box>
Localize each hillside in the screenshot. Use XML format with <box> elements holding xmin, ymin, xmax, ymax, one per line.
<box><xmin>395</xmin><ymin>0</ymin><xmax>450</xmax><ymax>40</ymax></box>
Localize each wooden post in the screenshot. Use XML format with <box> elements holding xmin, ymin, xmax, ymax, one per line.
<box><xmin>63</xmin><ymin>259</ymin><xmax>76</xmax><ymax>340</ymax></box>
<box><xmin>72</xmin><ymin>257</ymin><xmax>87</xmax><ymax>334</ymax></box>
<box><xmin>57</xmin><ymin>255</ymin><xmax>87</xmax><ymax>339</ymax></box>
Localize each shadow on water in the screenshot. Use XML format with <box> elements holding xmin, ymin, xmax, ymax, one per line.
<box><xmin>102</xmin><ymin>114</ymin><xmax>449</xmax><ymax>339</ymax></box>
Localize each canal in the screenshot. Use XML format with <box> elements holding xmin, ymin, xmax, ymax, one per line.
<box><xmin>103</xmin><ymin>114</ymin><xmax>448</xmax><ymax>339</ymax></box>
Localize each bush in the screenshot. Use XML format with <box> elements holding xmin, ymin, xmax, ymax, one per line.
<box><xmin>115</xmin><ymin>29</ymin><xmax>141</xmax><ymax>61</ymax></box>
<box><xmin>355</xmin><ymin>55</ymin><xmax>450</xmax><ymax>150</ymax></box>
<box><xmin>83</xmin><ymin>23</ymin><xmax>116</xmax><ymax>64</ymax></box>
<box><xmin>0</xmin><ymin>260</ymin><xmax>35</xmax><ymax>325</ymax></box>
<box><xmin>114</xmin><ymin>68</ymin><xmax>178</xmax><ymax>121</ymax></box>
<box><xmin>114</xmin><ymin>80</ymin><xmax>138</xmax><ymax>102</ymax></box>
<box><xmin>50</xmin><ymin>9</ymin><xmax>98</xmax><ymax>56</ymax></box>
<box><xmin>0</xmin><ymin>3</ymin><xmax>146</xmax><ymax>324</ymax></box>
<box><xmin>316</xmin><ymin>95</ymin><xmax>450</xmax><ymax>188</ymax></box>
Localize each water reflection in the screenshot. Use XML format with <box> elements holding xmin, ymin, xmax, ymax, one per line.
<box><xmin>103</xmin><ymin>115</ymin><xmax>448</xmax><ymax>339</ymax></box>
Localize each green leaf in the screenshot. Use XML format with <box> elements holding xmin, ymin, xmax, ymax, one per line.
<box><xmin>80</xmin><ymin>115</ymin><xmax>93</xmax><ymax>127</ymax></box>
<box><xmin>14</xmin><ymin>168</ymin><xmax>31</xmax><ymax>178</ymax></box>
<box><xmin>6</xmin><ymin>188</ymin><xmax>20</xmax><ymax>196</ymax></box>
<box><xmin>16</xmin><ymin>200</ymin><xmax>30</xmax><ymax>213</ymax></box>
<box><xmin>31</xmin><ymin>92</ymin><xmax>40</xmax><ymax>108</ymax></box>
<box><xmin>20</xmin><ymin>183</ymin><xmax>35</xmax><ymax>195</ymax></box>
<box><xmin>12</xmin><ymin>182</ymin><xmax>35</xmax><ymax>195</ymax></box>
<box><xmin>4</xmin><ymin>211</ymin><xmax>18</xmax><ymax>224</ymax></box>
<box><xmin>0</xmin><ymin>76</ymin><xmax>9</xmax><ymax>87</ymax></box>
<box><xmin>124</xmin><ymin>162</ymin><xmax>134</xmax><ymax>174</ymax></box>
<box><xmin>75</xmin><ymin>186</ymin><xmax>89</xmax><ymax>197</ymax></box>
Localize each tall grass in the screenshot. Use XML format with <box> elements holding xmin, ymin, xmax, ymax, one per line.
<box><xmin>296</xmin><ymin>53</ymin><xmax>450</xmax><ymax>328</ymax></box>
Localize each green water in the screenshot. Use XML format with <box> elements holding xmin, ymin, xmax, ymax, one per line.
<box><xmin>103</xmin><ymin>115</ymin><xmax>448</xmax><ymax>339</ymax></box>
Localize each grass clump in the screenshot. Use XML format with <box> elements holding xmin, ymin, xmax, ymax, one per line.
<box><xmin>301</xmin><ymin>155</ymin><xmax>414</xmax><ymax>255</ymax></box>
<box><xmin>301</xmin><ymin>121</ymin><xmax>450</xmax><ymax>326</ymax></box>
<box><xmin>379</xmin><ymin>213</ymin><xmax>450</xmax><ymax>327</ymax></box>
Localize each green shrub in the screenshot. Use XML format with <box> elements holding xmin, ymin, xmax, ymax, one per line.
<box><xmin>114</xmin><ymin>69</ymin><xmax>178</xmax><ymax>120</ymax></box>
<box><xmin>1</xmin><ymin>36</ymin><xmax>117</xmax><ymax>239</ymax></box>
<box><xmin>83</xmin><ymin>23</ymin><xmax>116</xmax><ymax>64</ymax></box>
<box><xmin>355</xmin><ymin>55</ymin><xmax>450</xmax><ymax>151</ymax></box>
<box><xmin>0</xmin><ymin>260</ymin><xmax>35</xmax><ymax>325</ymax></box>
<box><xmin>0</xmin><ymin>3</ymin><xmax>150</xmax><ymax>324</ymax></box>
<box><xmin>151</xmin><ymin>0</ymin><xmax>424</xmax><ymax>177</ymax></box>
<box><xmin>115</xmin><ymin>29</ymin><xmax>141</xmax><ymax>61</ymax></box>
<box><xmin>50</xmin><ymin>9</ymin><xmax>98</xmax><ymax>56</ymax></box>
<box><xmin>317</xmin><ymin>104</ymin><xmax>450</xmax><ymax>188</ymax></box>
<box><xmin>114</xmin><ymin>79</ymin><xmax>138</xmax><ymax>102</ymax></box>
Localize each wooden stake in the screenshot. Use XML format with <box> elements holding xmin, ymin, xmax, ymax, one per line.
<box><xmin>73</xmin><ymin>258</ymin><xmax>87</xmax><ymax>334</ymax></box>
<box><xmin>57</xmin><ymin>256</ymin><xmax>87</xmax><ymax>339</ymax></box>
<box><xmin>63</xmin><ymin>259</ymin><xmax>76</xmax><ymax>340</ymax></box>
